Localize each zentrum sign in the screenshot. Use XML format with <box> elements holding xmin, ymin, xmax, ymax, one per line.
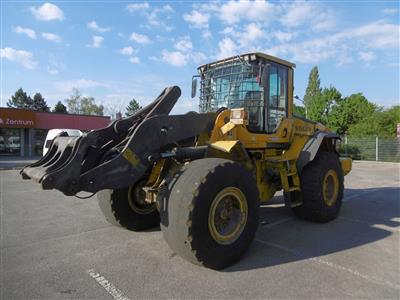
<box><xmin>0</xmin><ymin>108</ymin><xmax>36</xmax><ymax>128</ymax></box>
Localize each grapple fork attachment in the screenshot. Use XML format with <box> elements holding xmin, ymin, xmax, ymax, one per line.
<box><xmin>20</xmin><ymin>86</ymin><xmax>188</xmax><ymax>195</ymax></box>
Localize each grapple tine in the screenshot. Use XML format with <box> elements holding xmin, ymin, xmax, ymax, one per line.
<box><xmin>21</xmin><ymin>136</ymin><xmax>81</xmax><ymax>183</ymax></box>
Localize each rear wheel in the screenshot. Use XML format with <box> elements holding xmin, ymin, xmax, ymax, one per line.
<box><xmin>289</xmin><ymin>152</ymin><xmax>344</xmax><ymax>222</ymax></box>
<box><xmin>160</xmin><ymin>158</ymin><xmax>259</xmax><ymax>270</ymax></box>
<box><xmin>97</xmin><ymin>180</ymin><xmax>160</xmax><ymax>231</ymax></box>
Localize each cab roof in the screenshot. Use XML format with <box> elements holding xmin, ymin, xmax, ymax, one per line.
<box><xmin>198</xmin><ymin>52</ymin><xmax>296</xmax><ymax>70</ymax></box>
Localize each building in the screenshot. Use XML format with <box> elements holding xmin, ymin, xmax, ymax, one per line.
<box><xmin>0</xmin><ymin>108</ymin><xmax>111</xmax><ymax>157</ymax></box>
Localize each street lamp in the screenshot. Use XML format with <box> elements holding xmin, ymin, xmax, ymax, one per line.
<box><xmin>294</xmin><ymin>95</ymin><xmax>308</xmax><ymax>118</ymax></box>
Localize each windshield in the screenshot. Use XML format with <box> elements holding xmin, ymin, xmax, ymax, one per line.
<box><xmin>199</xmin><ymin>60</ymin><xmax>264</xmax><ymax>132</ymax></box>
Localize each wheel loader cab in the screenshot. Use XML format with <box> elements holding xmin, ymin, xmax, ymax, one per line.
<box><xmin>197</xmin><ymin>52</ymin><xmax>294</xmax><ymax>134</ymax></box>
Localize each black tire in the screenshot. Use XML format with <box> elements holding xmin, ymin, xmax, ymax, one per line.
<box><xmin>97</xmin><ymin>180</ymin><xmax>160</xmax><ymax>231</ymax></box>
<box><xmin>289</xmin><ymin>151</ymin><xmax>344</xmax><ymax>222</ymax></box>
<box><xmin>160</xmin><ymin>158</ymin><xmax>260</xmax><ymax>270</ymax></box>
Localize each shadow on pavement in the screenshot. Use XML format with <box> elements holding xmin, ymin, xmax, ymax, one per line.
<box><xmin>226</xmin><ymin>187</ymin><xmax>399</xmax><ymax>272</ymax></box>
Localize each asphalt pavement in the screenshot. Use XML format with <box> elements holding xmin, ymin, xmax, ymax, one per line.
<box><xmin>1</xmin><ymin>161</ymin><xmax>399</xmax><ymax>299</ymax></box>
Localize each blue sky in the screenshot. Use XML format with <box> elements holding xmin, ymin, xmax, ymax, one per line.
<box><xmin>1</xmin><ymin>1</ymin><xmax>399</xmax><ymax>115</ymax></box>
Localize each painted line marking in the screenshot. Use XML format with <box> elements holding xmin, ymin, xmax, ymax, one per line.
<box><xmin>87</xmin><ymin>269</ymin><xmax>130</xmax><ymax>300</ymax></box>
<box><xmin>255</xmin><ymin>239</ymin><xmax>400</xmax><ymax>291</ymax></box>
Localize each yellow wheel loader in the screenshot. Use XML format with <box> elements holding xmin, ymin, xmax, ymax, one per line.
<box><xmin>21</xmin><ymin>52</ymin><xmax>352</xmax><ymax>269</ymax></box>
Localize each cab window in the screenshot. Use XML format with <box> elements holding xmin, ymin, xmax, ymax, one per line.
<box><xmin>267</xmin><ymin>65</ymin><xmax>288</xmax><ymax>133</ymax></box>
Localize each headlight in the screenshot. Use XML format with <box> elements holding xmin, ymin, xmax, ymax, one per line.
<box><xmin>230</xmin><ymin>108</ymin><xmax>248</xmax><ymax>125</ymax></box>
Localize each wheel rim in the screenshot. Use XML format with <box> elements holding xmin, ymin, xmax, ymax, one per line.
<box><xmin>208</xmin><ymin>187</ymin><xmax>248</xmax><ymax>245</ymax></box>
<box><xmin>127</xmin><ymin>182</ymin><xmax>156</xmax><ymax>215</ymax></box>
<box><xmin>322</xmin><ymin>169</ymin><xmax>339</xmax><ymax>207</ymax></box>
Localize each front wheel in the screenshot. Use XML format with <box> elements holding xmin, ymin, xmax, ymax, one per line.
<box><xmin>160</xmin><ymin>158</ymin><xmax>260</xmax><ymax>270</ymax></box>
<box><xmin>288</xmin><ymin>152</ymin><xmax>344</xmax><ymax>222</ymax></box>
<box><xmin>97</xmin><ymin>180</ymin><xmax>160</xmax><ymax>231</ymax></box>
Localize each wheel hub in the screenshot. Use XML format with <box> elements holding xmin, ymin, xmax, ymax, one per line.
<box><xmin>322</xmin><ymin>169</ymin><xmax>339</xmax><ymax>207</ymax></box>
<box><xmin>208</xmin><ymin>187</ymin><xmax>248</xmax><ymax>245</ymax></box>
<box><xmin>128</xmin><ymin>182</ymin><xmax>156</xmax><ymax>215</ymax></box>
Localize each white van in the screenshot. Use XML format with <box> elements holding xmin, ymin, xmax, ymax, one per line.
<box><xmin>43</xmin><ymin>129</ymin><xmax>82</xmax><ymax>156</ymax></box>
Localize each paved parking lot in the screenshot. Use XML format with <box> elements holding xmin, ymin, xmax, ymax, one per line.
<box><xmin>1</xmin><ymin>161</ymin><xmax>399</xmax><ymax>299</ymax></box>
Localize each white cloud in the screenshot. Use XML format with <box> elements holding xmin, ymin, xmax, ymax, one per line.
<box><xmin>382</xmin><ymin>8</ymin><xmax>398</xmax><ymax>14</ymax></box>
<box><xmin>47</xmin><ymin>54</ymin><xmax>65</xmax><ymax>75</ymax></box>
<box><xmin>241</xmin><ymin>23</ymin><xmax>264</xmax><ymax>47</ymax></box>
<box><xmin>159</xmin><ymin>35</ymin><xmax>206</xmax><ymax>67</ymax></box>
<box><xmin>30</xmin><ymin>3</ymin><xmax>64</xmax><ymax>21</ymax></box>
<box><xmin>129</xmin><ymin>56</ymin><xmax>140</xmax><ymax>64</ymax></box>
<box><xmin>273</xmin><ymin>31</ymin><xmax>294</xmax><ymax>42</ymax></box>
<box><xmin>87</xmin><ymin>21</ymin><xmax>110</xmax><ymax>33</ymax></box>
<box><xmin>54</xmin><ymin>79</ymin><xmax>108</xmax><ymax>92</ymax></box>
<box><xmin>129</xmin><ymin>32</ymin><xmax>151</xmax><ymax>44</ymax></box>
<box><xmin>183</xmin><ymin>10</ymin><xmax>210</xmax><ymax>28</ymax></box>
<box><xmin>0</xmin><ymin>47</ymin><xmax>38</xmax><ymax>69</ymax></box>
<box><xmin>119</xmin><ymin>46</ymin><xmax>135</xmax><ymax>55</ymax></box>
<box><xmin>175</xmin><ymin>36</ymin><xmax>193</xmax><ymax>52</ymax></box>
<box><xmin>347</xmin><ymin>21</ymin><xmax>400</xmax><ymax>49</ymax></box>
<box><xmin>87</xmin><ymin>36</ymin><xmax>104</xmax><ymax>48</ymax></box>
<box><xmin>219</xmin><ymin>0</ymin><xmax>276</xmax><ymax>24</ymax></box>
<box><xmin>217</xmin><ymin>38</ymin><xmax>238</xmax><ymax>59</ymax></box>
<box><xmin>359</xmin><ymin>51</ymin><xmax>376</xmax><ymax>64</ymax></box>
<box><xmin>42</xmin><ymin>32</ymin><xmax>62</xmax><ymax>42</ymax></box>
<box><xmin>126</xmin><ymin>3</ymin><xmax>174</xmax><ymax>31</ymax></box>
<box><xmin>191</xmin><ymin>51</ymin><xmax>207</xmax><ymax>64</ymax></box>
<box><xmin>220</xmin><ymin>23</ymin><xmax>265</xmax><ymax>50</ymax></box>
<box><xmin>281</xmin><ymin>1</ymin><xmax>335</xmax><ymax>31</ymax></box>
<box><xmin>162</xmin><ymin>50</ymin><xmax>188</xmax><ymax>66</ymax></box>
<box><xmin>126</xmin><ymin>2</ymin><xmax>149</xmax><ymax>12</ymax></box>
<box><xmin>281</xmin><ymin>1</ymin><xmax>314</xmax><ymax>27</ymax></box>
<box><xmin>47</xmin><ymin>67</ymin><xmax>59</xmax><ymax>75</ymax></box>
<box><xmin>265</xmin><ymin>20</ymin><xmax>399</xmax><ymax>64</ymax></box>
<box><xmin>202</xmin><ymin>30</ymin><xmax>212</xmax><ymax>39</ymax></box>
<box><xmin>147</xmin><ymin>5</ymin><xmax>174</xmax><ymax>27</ymax></box>
<box><xmin>14</xmin><ymin>26</ymin><xmax>36</xmax><ymax>39</ymax></box>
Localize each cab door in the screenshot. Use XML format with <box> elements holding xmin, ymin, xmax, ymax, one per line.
<box><xmin>265</xmin><ymin>63</ymin><xmax>289</xmax><ymax>133</ymax></box>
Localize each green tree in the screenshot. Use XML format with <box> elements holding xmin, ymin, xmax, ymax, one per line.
<box><xmin>293</xmin><ymin>104</ymin><xmax>306</xmax><ymax>117</ymax></box>
<box><xmin>53</xmin><ymin>101</ymin><xmax>68</xmax><ymax>113</ymax></box>
<box><xmin>81</xmin><ymin>96</ymin><xmax>104</xmax><ymax>116</ymax></box>
<box><xmin>376</xmin><ymin>106</ymin><xmax>400</xmax><ymax>137</ymax></box>
<box><xmin>328</xmin><ymin>93</ymin><xmax>376</xmax><ymax>135</ymax></box>
<box><xmin>7</xmin><ymin>88</ymin><xmax>32</xmax><ymax>109</ymax></box>
<box><xmin>308</xmin><ymin>86</ymin><xmax>342</xmax><ymax>124</ymax></box>
<box><xmin>65</xmin><ymin>88</ymin><xmax>104</xmax><ymax>116</ymax></box>
<box><xmin>303</xmin><ymin>66</ymin><xmax>321</xmax><ymax>117</ymax></box>
<box><xmin>31</xmin><ymin>93</ymin><xmax>50</xmax><ymax>112</ymax></box>
<box><xmin>125</xmin><ymin>98</ymin><xmax>142</xmax><ymax>116</ymax></box>
<box><xmin>347</xmin><ymin>106</ymin><xmax>400</xmax><ymax>137</ymax></box>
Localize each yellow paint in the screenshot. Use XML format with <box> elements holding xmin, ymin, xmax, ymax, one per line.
<box><xmin>220</xmin><ymin>121</ymin><xmax>236</xmax><ymax>136</ymax></box>
<box><xmin>340</xmin><ymin>157</ymin><xmax>352</xmax><ymax>176</ymax></box>
<box><xmin>210</xmin><ymin>140</ymin><xmax>239</xmax><ymax>153</ymax></box>
<box><xmin>322</xmin><ymin>169</ymin><xmax>339</xmax><ymax>206</ymax></box>
<box><xmin>122</xmin><ymin>148</ymin><xmax>140</xmax><ymax>167</ymax></box>
<box><xmin>146</xmin><ymin>159</ymin><xmax>165</xmax><ymax>186</ymax></box>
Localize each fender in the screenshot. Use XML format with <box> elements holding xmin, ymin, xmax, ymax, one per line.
<box><xmin>296</xmin><ymin>131</ymin><xmax>340</xmax><ymax>173</ymax></box>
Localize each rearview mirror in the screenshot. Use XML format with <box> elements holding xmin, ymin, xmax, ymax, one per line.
<box><xmin>191</xmin><ymin>77</ymin><xmax>198</xmax><ymax>98</ymax></box>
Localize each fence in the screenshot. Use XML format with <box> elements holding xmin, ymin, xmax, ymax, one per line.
<box><xmin>340</xmin><ymin>136</ymin><xmax>400</xmax><ymax>162</ymax></box>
